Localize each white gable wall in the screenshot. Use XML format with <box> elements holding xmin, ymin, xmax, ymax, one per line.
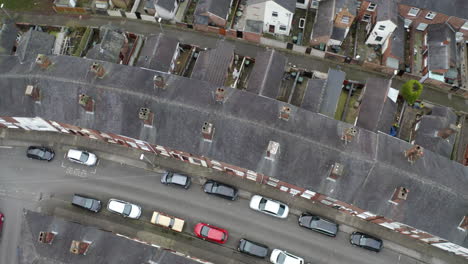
<box><xmin>365</xmin><ymin>20</ymin><xmax>396</xmax><ymax>45</ymax></box>
<box><xmin>262</xmin><ymin>1</ymin><xmax>294</xmax><ymax>35</ymax></box>
<box><xmin>155</xmin><ymin>1</ymin><xmax>178</xmax><ymax>20</ymax></box>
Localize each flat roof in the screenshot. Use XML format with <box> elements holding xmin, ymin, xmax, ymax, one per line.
<box><xmin>0</xmin><ymin>55</ymin><xmax>467</xmax><ymax>248</ymax></box>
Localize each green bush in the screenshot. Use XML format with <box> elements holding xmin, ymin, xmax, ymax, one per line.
<box><xmin>400</xmin><ymin>80</ymin><xmax>423</xmax><ymax>105</ymax></box>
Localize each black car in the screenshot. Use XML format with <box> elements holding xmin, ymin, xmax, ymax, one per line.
<box><xmin>26</xmin><ymin>146</ymin><xmax>55</xmax><ymax>161</ymax></box>
<box><xmin>350</xmin><ymin>232</ymin><xmax>383</xmax><ymax>252</ymax></box>
<box><xmin>203</xmin><ymin>180</ymin><xmax>239</xmax><ymax>200</ymax></box>
<box><xmin>238</xmin><ymin>239</ymin><xmax>269</xmax><ymax>258</ymax></box>
<box><xmin>298</xmin><ymin>213</ymin><xmax>338</xmax><ymax>237</ymax></box>
<box><xmin>161</xmin><ymin>172</ymin><xmax>191</xmax><ymax>189</ymax></box>
<box><xmin>72</xmin><ymin>194</ymin><xmax>102</xmax><ymax>213</ymax></box>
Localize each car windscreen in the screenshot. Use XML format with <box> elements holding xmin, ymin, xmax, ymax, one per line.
<box><xmin>277</xmin><ymin>252</ymin><xmax>286</xmax><ymax>263</ymax></box>
<box><xmin>259</xmin><ymin>199</ymin><xmax>267</xmax><ymax>210</ymax></box>
<box><xmin>200</xmin><ymin>226</ymin><xmax>210</xmax><ymax>237</ymax></box>
<box><xmin>79</xmin><ymin>152</ymin><xmax>89</xmax><ymax>163</ymax></box>
<box><xmin>277</xmin><ymin>204</ymin><xmax>286</xmax><ymax>215</ymax></box>
<box><xmin>123</xmin><ymin>204</ymin><xmax>131</xmax><ymax>216</ymax></box>
<box><xmin>85</xmin><ymin>199</ymin><xmax>93</xmax><ymax>208</ymax></box>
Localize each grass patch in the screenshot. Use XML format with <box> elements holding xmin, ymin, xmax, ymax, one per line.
<box><xmin>72</xmin><ymin>27</ymin><xmax>92</xmax><ymax>57</ymax></box>
<box><xmin>1</xmin><ymin>0</ymin><xmax>52</xmax><ymax>12</ymax></box>
<box><xmin>334</xmin><ymin>91</ymin><xmax>347</xmax><ymax>120</ymax></box>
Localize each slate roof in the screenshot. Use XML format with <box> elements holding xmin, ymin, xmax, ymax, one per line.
<box><xmin>319</xmin><ymin>69</ymin><xmax>345</xmax><ymax>118</ymax></box>
<box><xmin>369</xmin><ymin>0</ymin><xmax>398</xmax><ymax>24</ymax></box>
<box><xmin>191</xmin><ymin>40</ymin><xmax>234</xmax><ymax>86</ymax></box>
<box><xmin>86</xmin><ymin>26</ymin><xmax>125</xmax><ymax>64</ymax></box>
<box><xmin>16</xmin><ymin>28</ymin><xmax>55</xmax><ymax>63</ymax></box>
<box><xmin>247</xmin><ymin>49</ymin><xmax>287</xmax><ymax>99</ymax></box>
<box><xmin>356</xmin><ymin>78</ymin><xmax>396</xmax><ymax>133</ymax></box>
<box><xmin>300</xmin><ymin>79</ymin><xmax>326</xmax><ymax>112</ymax></box>
<box><xmin>311</xmin><ymin>0</ymin><xmax>334</xmax><ymax>41</ymax></box>
<box><xmin>414</xmin><ymin>106</ymin><xmax>458</xmax><ymax>159</ymax></box>
<box><xmin>136</xmin><ymin>34</ymin><xmax>179</xmax><ymax>72</ymax></box>
<box><xmin>194</xmin><ymin>0</ymin><xmax>232</xmax><ymax>24</ymax></box>
<box><xmin>0</xmin><ymin>21</ymin><xmax>18</xmax><ymax>55</ymax></box>
<box><xmin>0</xmin><ymin>55</ymin><xmax>467</xmax><ymax>249</ymax></box>
<box><xmin>248</xmin><ymin>0</ymin><xmax>296</xmax><ymax>13</ymax></box>
<box><xmin>18</xmin><ymin>210</ymin><xmax>200</xmax><ymax>264</ymax></box>
<box><xmin>400</xmin><ymin>0</ymin><xmax>468</xmax><ymax>20</ymax></box>
<box><xmin>330</xmin><ymin>26</ymin><xmax>346</xmax><ymax>42</ymax></box>
<box><xmin>427</xmin><ymin>23</ymin><xmax>456</xmax><ymax>71</ymax></box>
<box><xmin>156</xmin><ymin>0</ymin><xmax>177</xmax><ymax>12</ymax></box>
<box><xmin>391</xmin><ymin>16</ymin><xmax>405</xmax><ymax>61</ymax></box>
<box><xmin>335</xmin><ymin>0</ymin><xmax>356</xmax><ymax>16</ymax></box>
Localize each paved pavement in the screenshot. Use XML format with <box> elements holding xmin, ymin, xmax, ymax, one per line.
<box><xmin>7</xmin><ymin>12</ymin><xmax>468</xmax><ymax>112</ymax></box>
<box><xmin>0</xmin><ymin>129</ymin><xmax>465</xmax><ymax>264</ymax></box>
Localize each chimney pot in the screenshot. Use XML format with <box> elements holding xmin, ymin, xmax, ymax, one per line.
<box><xmin>215</xmin><ymin>88</ymin><xmax>225</xmax><ymax>103</ymax></box>
<box><xmin>35</xmin><ymin>54</ymin><xmax>52</xmax><ymax>69</ymax></box>
<box><xmin>25</xmin><ymin>85</ymin><xmax>41</xmax><ymax>101</ymax></box>
<box><xmin>341</xmin><ymin>127</ymin><xmax>357</xmax><ymax>144</ymax></box>
<box><xmin>139</xmin><ymin>107</ymin><xmax>153</xmax><ymax>127</ymax></box>
<box><xmin>327</xmin><ymin>162</ymin><xmax>344</xmax><ymax>181</ymax></box>
<box><xmin>437</xmin><ymin>124</ymin><xmax>458</xmax><ymax>139</ymax></box>
<box><xmin>79</xmin><ymin>94</ymin><xmax>94</xmax><ymax>113</ymax></box>
<box><xmin>458</xmin><ymin>216</ymin><xmax>468</xmax><ymax>231</ymax></box>
<box><xmin>38</xmin><ymin>231</ymin><xmax>57</xmax><ymax>244</ymax></box>
<box><xmin>279</xmin><ymin>106</ymin><xmax>291</xmax><ymax>120</ymax></box>
<box><xmin>265</xmin><ymin>141</ymin><xmax>280</xmax><ymax>160</ymax></box>
<box><xmin>202</xmin><ymin>122</ymin><xmax>215</xmax><ymax>141</ymax></box>
<box><xmin>70</xmin><ymin>240</ymin><xmax>92</xmax><ymax>255</ymax></box>
<box><xmin>90</xmin><ymin>62</ymin><xmax>106</xmax><ymax>78</ymax></box>
<box><xmin>154</xmin><ymin>75</ymin><xmax>165</xmax><ymax>89</ymax></box>
<box><xmin>404</xmin><ymin>145</ymin><xmax>424</xmax><ymax>164</ymax></box>
<box><xmin>389</xmin><ymin>187</ymin><xmax>409</xmax><ymax>205</ymax></box>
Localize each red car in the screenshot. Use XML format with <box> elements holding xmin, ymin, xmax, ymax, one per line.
<box><xmin>0</xmin><ymin>212</ymin><xmax>4</xmax><ymax>231</ymax></box>
<box><xmin>194</xmin><ymin>223</ymin><xmax>228</xmax><ymax>244</ymax></box>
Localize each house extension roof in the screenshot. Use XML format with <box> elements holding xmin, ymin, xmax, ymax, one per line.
<box><xmin>356</xmin><ymin>78</ymin><xmax>396</xmax><ymax>133</ymax></box>
<box><xmin>400</xmin><ymin>0</ymin><xmax>468</xmax><ymax>20</ymax></box>
<box><xmin>156</xmin><ymin>0</ymin><xmax>177</xmax><ymax>12</ymax></box>
<box><xmin>18</xmin><ymin>210</ymin><xmax>201</xmax><ymax>264</ymax></box>
<box><xmin>369</xmin><ymin>0</ymin><xmax>398</xmax><ymax>24</ymax></box>
<box><xmin>191</xmin><ymin>40</ymin><xmax>234</xmax><ymax>86</ymax></box>
<box><xmin>311</xmin><ymin>0</ymin><xmax>334</xmax><ymax>41</ymax></box>
<box><xmin>136</xmin><ymin>33</ymin><xmax>179</xmax><ymax>72</ymax></box>
<box><xmin>300</xmin><ymin>79</ymin><xmax>326</xmax><ymax>112</ymax></box>
<box><xmin>16</xmin><ymin>28</ymin><xmax>55</xmax><ymax>63</ymax></box>
<box><xmin>414</xmin><ymin>106</ymin><xmax>458</xmax><ymax>159</ymax></box>
<box><xmin>427</xmin><ymin>23</ymin><xmax>456</xmax><ymax>71</ymax></box>
<box><xmin>248</xmin><ymin>0</ymin><xmax>296</xmax><ymax>13</ymax></box>
<box><xmin>0</xmin><ymin>55</ymin><xmax>467</xmax><ymax>249</ymax></box>
<box><xmin>0</xmin><ymin>21</ymin><xmax>18</xmax><ymax>55</ymax></box>
<box><xmin>86</xmin><ymin>26</ymin><xmax>125</xmax><ymax>64</ymax></box>
<box><xmin>194</xmin><ymin>0</ymin><xmax>232</xmax><ymax>23</ymax></box>
<box><xmin>319</xmin><ymin>69</ymin><xmax>345</xmax><ymax>118</ymax></box>
<box><xmin>247</xmin><ymin>49</ymin><xmax>287</xmax><ymax>99</ymax></box>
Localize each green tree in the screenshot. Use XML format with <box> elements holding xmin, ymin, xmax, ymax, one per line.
<box><xmin>400</xmin><ymin>80</ymin><xmax>423</xmax><ymax>105</ymax></box>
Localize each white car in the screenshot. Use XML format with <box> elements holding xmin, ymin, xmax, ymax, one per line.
<box><xmin>270</xmin><ymin>249</ymin><xmax>304</xmax><ymax>264</ymax></box>
<box><xmin>67</xmin><ymin>149</ymin><xmax>98</xmax><ymax>166</ymax></box>
<box><xmin>249</xmin><ymin>195</ymin><xmax>289</xmax><ymax>219</ymax></box>
<box><xmin>107</xmin><ymin>199</ymin><xmax>142</xmax><ymax>219</ymax></box>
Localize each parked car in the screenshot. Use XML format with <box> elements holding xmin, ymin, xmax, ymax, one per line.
<box><xmin>150</xmin><ymin>211</ymin><xmax>185</xmax><ymax>232</ymax></box>
<box><xmin>298</xmin><ymin>213</ymin><xmax>338</xmax><ymax>237</ymax></box>
<box><xmin>238</xmin><ymin>238</ymin><xmax>269</xmax><ymax>258</ymax></box>
<box><xmin>350</xmin><ymin>232</ymin><xmax>383</xmax><ymax>252</ymax></box>
<box><xmin>203</xmin><ymin>180</ymin><xmax>238</xmax><ymax>200</ymax></box>
<box><xmin>270</xmin><ymin>249</ymin><xmax>304</xmax><ymax>264</ymax></box>
<box><xmin>161</xmin><ymin>171</ymin><xmax>191</xmax><ymax>189</ymax></box>
<box><xmin>71</xmin><ymin>194</ymin><xmax>101</xmax><ymax>213</ymax></box>
<box><xmin>66</xmin><ymin>149</ymin><xmax>98</xmax><ymax>166</ymax></box>
<box><xmin>249</xmin><ymin>195</ymin><xmax>289</xmax><ymax>219</ymax></box>
<box><xmin>107</xmin><ymin>199</ymin><xmax>142</xmax><ymax>219</ymax></box>
<box><xmin>26</xmin><ymin>146</ymin><xmax>54</xmax><ymax>161</ymax></box>
<box><xmin>194</xmin><ymin>223</ymin><xmax>228</xmax><ymax>244</ymax></box>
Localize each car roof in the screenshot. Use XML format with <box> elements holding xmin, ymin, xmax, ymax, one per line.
<box><xmin>108</xmin><ymin>199</ymin><xmax>125</xmax><ymax>212</ymax></box>
<box><xmin>207</xmin><ymin>226</ymin><xmax>225</xmax><ymax>241</ymax></box>
<box><xmin>67</xmin><ymin>149</ymin><xmax>82</xmax><ymax>159</ymax></box>
<box><xmin>264</xmin><ymin>200</ymin><xmax>280</xmax><ymax>213</ymax></box>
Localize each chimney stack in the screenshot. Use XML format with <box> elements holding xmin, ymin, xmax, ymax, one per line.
<box><xmin>70</xmin><ymin>240</ymin><xmax>91</xmax><ymax>255</ymax></box>
<box><xmin>138</xmin><ymin>107</ymin><xmax>154</xmax><ymax>127</ymax></box>
<box><xmin>38</xmin><ymin>231</ymin><xmax>57</xmax><ymax>244</ymax></box>
<box><xmin>215</xmin><ymin>88</ymin><xmax>225</xmax><ymax>103</ymax></box>
<box><xmin>404</xmin><ymin>145</ymin><xmax>424</xmax><ymax>164</ymax></box>
<box><xmin>279</xmin><ymin>106</ymin><xmax>291</xmax><ymax>121</ymax></box>
<box><xmin>202</xmin><ymin>122</ymin><xmax>215</xmax><ymax>141</ymax></box>
<box><xmin>458</xmin><ymin>216</ymin><xmax>468</xmax><ymax>231</ymax></box>
<box><xmin>437</xmin><ymin>124</ymin><xmax>459</xmax><ymax>139</ymax></box>
<box><xmin>35</xmin><ymin>54</ymin><xmax>52</xmax><ymax>69</ymax></box>
<box><xmin>90</xmin><ymin>62</ymin><xmax>106</xmax><ymax>78</ymax></box>
<box><xmin>389</xmin><ymin>187</ymin><xmax>409</xmax><ymax>205</ymax></box>
<box><xmin>79</xmin><ymin>94</ymin><xmax>94</xmax><ymax>113</ymax></box>
<box><xmin>327</xmin><ymin>162</ymin><xmax>344</xmax><ymax>181</ymax></box>
<box><xmin>341</xmin><ymin>127</ymin><xmax>357</xmax><ymax>144</ymax></box>
<box><xmin>25</xmin><ymin>85</ymin><xmax>41</xmax><ymax>102</ymax></box>
<box><xmin>154</xmin><ymin>75</ymin><xmax>165</xmax><ymax>89</ymax></box>
<box><xmin>265</xmin><ymin>141</ymin><xmax>280</xmax><ymax>161</ymax></box>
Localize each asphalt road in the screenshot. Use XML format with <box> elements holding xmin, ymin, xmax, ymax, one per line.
<box><xmin>0</xmin><ymin>143</ymin><xmax>436</xmax><ymax>264</ymax></box>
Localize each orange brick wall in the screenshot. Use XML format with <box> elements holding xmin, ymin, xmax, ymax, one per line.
<box><xmin>334</xmin><ymin>9</ymin><xmax>355</xmax><ymax>29</ymax></box>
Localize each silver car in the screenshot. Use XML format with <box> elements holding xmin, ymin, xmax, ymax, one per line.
<box><xmin>249</xmin><ymin>195</ymin><xmax>289</xmax><ymax>219</ymax></box>
<box><xmin>66</xmin><ymin>149</ymin><xmax>98</xmax><ymax>166</ymax></box>
<box><xmin>107</xmin><ymin>199</ymin><xmax>142</xmax><ymax>219</ymax></box>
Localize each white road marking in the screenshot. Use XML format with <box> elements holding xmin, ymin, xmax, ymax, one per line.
<box><xmin>0</xmin><ymin>146</ymin><xmax>13</xmax><ymax>148</ymax></box>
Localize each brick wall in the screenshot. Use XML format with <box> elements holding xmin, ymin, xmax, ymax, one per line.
<box><xmin>334</xmin><ymin>9</ymin><xmax>355</xmax><ymax>29</ymax></box>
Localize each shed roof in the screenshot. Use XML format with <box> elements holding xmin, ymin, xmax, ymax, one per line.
<box><xmin>247</xmin><ymin>49</ymin><xmax>287</xmax><ymax>99</ymax></box>
<box><xmin>191</xmin><ymin>40</ymin><xmax>234</xmax><ymax>86</ymax></box>
<box><xmin>136</xmin><ymin>34</ymin><xmax>179</xmax><ymax>72</ymax></box>
<box><xmin>0</xmin><ymin>21</ymin><xmax>18</xmax><ymax>55</ymax></box>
